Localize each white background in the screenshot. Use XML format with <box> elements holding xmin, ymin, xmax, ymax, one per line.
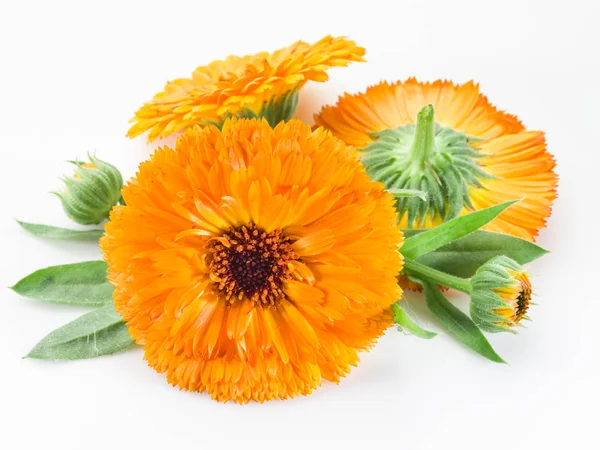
<box><xmin>0</xmin><ymin>0</ymin><xmax>598</xmax><ymax>448</ymax></box>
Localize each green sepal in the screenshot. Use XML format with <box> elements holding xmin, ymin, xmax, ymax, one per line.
<box><xmin>87</xmin><ymin>154</ymin><xmax>123</xmax><ymax>195</ymax></box>
<box><xmin>421</xmin><ymin>280</ymin><xmax>506</xmax><ymax>363</ymax></box>
<box><xmin>401</xmin><ymin>200</ymin><xmax>519</xmax><ymax>259</ymax></box>
<box><xmin>403</xmin><ymin>229</ymin><xmax>548</xmax><ymax>278</ymax></box>
<box><xmin>257</xmin><ymin>89</ymin><xmax>299</xmax><ymax>127</ymax></box>
<box><xmin>392</xmin><ymin>303</ymin><xmax>437</xmax><ymax>339</ymax></box>
<box><xmin>210</xmin><ymin>89</ymin><xmax>300</xmax><ymax>129</ymax></box>
<box><xmin>26</xmin><ymin>304</ymin><xmax>133</xmax><ymax>360</ymax></box>
<box><xmin>388</xmin><ymin>188</ymin><xmax>428</xmax><ymax>201</ymax></box>
<box><xmin>11</xmin><ymin>261</ymin><xmax>113</xmax><ymax>307</ymax></box>
<box><xmin>17</xmin><ymin>220</ymin><xmax>103</xmax><ymax>241</ymax></box>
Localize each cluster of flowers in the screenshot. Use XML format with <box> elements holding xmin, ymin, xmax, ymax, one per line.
<box><xmin>12</xmin><ymin>36</ymin><xmax>556</xmax><ymax>404</ymax></box>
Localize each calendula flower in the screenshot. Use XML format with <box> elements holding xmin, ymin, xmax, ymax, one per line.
<box><xmin>470</xmin><ymin>256</ymin><xmax>532</xmax><ymax>333</ymax></box>
<box><xmin>128</xmin><ymin>36</ymin><xmax>365</xmax><ymax>142</ymax></box>
<box><xmin>54</xmin><ymin>154</ymin><xmax>123</xmax><ymax>225</ymax></box>
<box><xmin>101</xmin><ymin>118</ymin><xmax>403</xmax><ymax>403</ymax></box>
<box><xmin>315</xmin><ymin>79</ymin><xmax>557</xmax><ymax>242</ymax></box>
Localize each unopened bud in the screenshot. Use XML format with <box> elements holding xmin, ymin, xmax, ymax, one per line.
<box><xmin>54</xmin><ymin>154</ymin><xmax>123</xmax><ymax>225</ymax></box>
<box><xmin>470</xmin><ymin>256</ymin><xmax>532</xmax><ymax>333</ymax></box>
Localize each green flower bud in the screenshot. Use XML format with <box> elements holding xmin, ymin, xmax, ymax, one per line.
<box><xmin>54</xmin><ymin>154</ymin><xmax>123</xmax><ymax>225</ymax></box>
<box><xmin>470</xmin><ymin>256</ymin><xmax>532</xmax><ymax>333</ymax></box>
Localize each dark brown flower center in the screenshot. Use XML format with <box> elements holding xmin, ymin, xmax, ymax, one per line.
<box><xmin>208</xmin><ymin>223</ymin><xmax>298</xmax><ymax>307</ymax></box>
<box><xmin>513</xmin><ymin>283</ymin><xmax>531</xmax><ymax>323</ymax></box>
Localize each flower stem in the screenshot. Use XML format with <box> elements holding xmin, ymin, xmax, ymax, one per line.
<box><xmin>409</xmin><ymin>104</ymin><xmax>436</xmax><ymax>169</ymax></box>
<box><xmin>403</xmin><ymin>257</ymin><xmax>471</xmax><ymax>293</ymax></box>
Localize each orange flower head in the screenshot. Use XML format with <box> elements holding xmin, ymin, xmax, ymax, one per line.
<box><xmin>315</xmin><ymin>79</ymin><xmax>557</xmax><ymax>242</ymax></box>
<box><xmin>128</xmin><ymin>36</ymin><xmax>365</xmax><ymax>142</ymax></box>
<box><xmin>101</xmin><ymin>118</ymin><xmax>403</xmax><ymax>403</ymax></box>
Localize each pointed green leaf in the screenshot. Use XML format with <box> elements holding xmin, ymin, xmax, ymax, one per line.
<box><xmin>392</xmin><ymin>303</ymin><xmax>437</xmax><ymax>339</ymax></box>
<box><xmin>401</xmin><ymin>200</ymin><xmax>520</xmax><ymax>259</ymax></box>
<box><xmin>17</xmin><ymin>220</ymin><xmax>103</xmax><ymax>240</ymax></box>
<box><xmin>11</xmin><ymin>261</ymin><xmax>113</xmax><ymax>307</ymax></box>
<box><xmin>26</xmin><ymin>304</ymin><xmax>133</xmax><ymax>360</ymax></box>
<box><xmin>422</xmin><ymin>280</ymin><xmax>505</xmax><ymax>363</ymax></box>
<box><xmin>403</xmin><ymin>229</ymin><xmax>549</xmax><ymax>278</ymax></box>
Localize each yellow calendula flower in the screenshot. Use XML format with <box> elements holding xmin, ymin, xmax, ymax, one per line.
<box><xmin>470</xmin><ymin>256</ymin><xmax>532</xmax><ymax>333</ymax></box>
<box><xmin>102</xmin><ymin>118</ymin><xmax>403</xmax><ymax>403</ymax></box>
<box><xmin>315</xmin><ymin>79</ymin><xmax>557</xmax><ymax>242</ymax></box>
<box><xmin>128</xmin><ymin>36</ymin><xmax>365</xmax><ymax>142</ymax></box>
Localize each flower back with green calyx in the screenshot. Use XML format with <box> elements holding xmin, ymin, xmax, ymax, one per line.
<box><xmin>53</xmin><ymin>154</ymin><xmax>124</xmax><ymax>225</ymax></box>
<box><xmin>360</xmin><ymin>104</ymin><xmax>494</xmax><ymax>227</ymax></box>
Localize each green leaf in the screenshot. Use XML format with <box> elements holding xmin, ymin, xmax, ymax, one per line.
<box><xmin>422</xmin><ymin>280</ymin><xmax>505</xmax><ymax>363</ymax></box>
<box><xmin>392</xmin><ymin>303</ymin><xmax>437</xmax><ymax>339</ymax></box>
<box><xmin>26</xmin><ymin>304</ymin><xmax>133</xmax><ymax>360</ymax></box>
<box><xmin>17</xmin><ymin>220</ymin><xmax>103</xmax><ymax>240</ymax></box>
<box><xmin>401</xmin><ymin>200</ymin><xmax>520</xmax><ymax>259</ymax></box>
<box><xmin>403</xmin><ymin>229</ymin><xmax>549</xmax><ymax>278</ymax></box>
<box><xmin>11</xmin><ymin>261</ymin><xmax>113</xmax><ymax>307</ymax></box>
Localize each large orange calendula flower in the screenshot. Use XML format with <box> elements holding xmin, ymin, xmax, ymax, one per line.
<box><xmin>128</xmin><ymin>36</ymin><xmax>365</xmax><ymax>142</ymax></box>
<box><xmin>315</xmin><ymin>79</ymin><xmax>557</xmax><ymax>242</ymax></box>
<box><xmin>101</xmin><ymin>118</ymin><xmax>403</xmax><ymax>403</ymax></box>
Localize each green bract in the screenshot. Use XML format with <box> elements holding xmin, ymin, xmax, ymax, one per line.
<box><xmin>54</xmin><ymin>154</ymin><xmax>123</xmax><ymax>225</ymax></box>
<box><xmin>208</xmin><ymin>89</ymin><xmax>300</xmax><ymax>129</ymax></box>
<box><xmin>470</xmin><ymin>256</ymin><xmax>532</xmax><ymax>334</ymax></box>
<box><xmin>360</xmin><ymin>104</ymin><xmax>492</xmax><ymax>227</ymax></box>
